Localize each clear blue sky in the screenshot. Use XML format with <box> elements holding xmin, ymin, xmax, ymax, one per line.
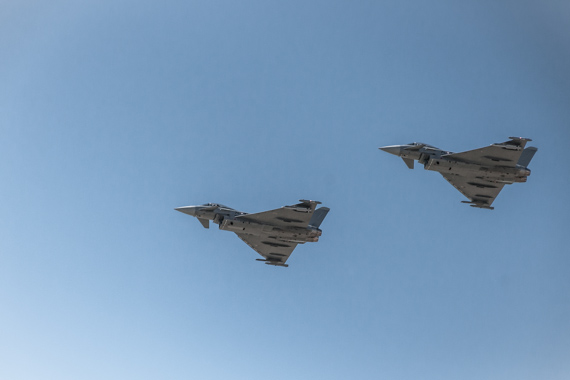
<box><xmin>1</xmin><ymin>1</ymin><xmax>569</xmax><ymax>379</ymax></box>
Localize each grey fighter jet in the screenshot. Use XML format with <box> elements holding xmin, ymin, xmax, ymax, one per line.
<box><xmin>175</xmin><ymin>200</ymin><xmax>329</xmax><ymax>267</ymax></box>
<box><xmin>379</xmin><ymin>137</ymin><xmax>538</xmax><ymax>209</ymax></box>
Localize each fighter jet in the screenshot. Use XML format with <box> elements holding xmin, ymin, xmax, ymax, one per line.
<box><xmin>175</xmin><ymin>200</ymin><xmax>329</xmax><ymax>267</ymax></box>
<box><xmin>379</xmin><ymin>137</ymin><xmax>538</xmax><ymax>209</ymax></box>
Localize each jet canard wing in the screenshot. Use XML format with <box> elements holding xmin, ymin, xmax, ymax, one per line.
<box><xmin>235</xmin><ymin>200</ymin><xmax>319</xmax><ymax>228</ymax></box>
<box><xmin>443</xmin><ymin>137</ymin><xmax>531</xmax><ymax>167</ymax></box>
<box><xmin>236</xmin><ymin>234</ymin><xmax>297</xmax><ymax>267</ymax></box>
<box><xmin>441</xmin><ymin>173</ymin><xmax>505</xmax><ymax>209</ymax></box>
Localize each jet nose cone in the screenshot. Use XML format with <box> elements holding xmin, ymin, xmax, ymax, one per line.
<box><xmin>379</xmin><ymin>145</ymin><xmax>402</xmax><ymax>156</ymax></box>
<box><xmin>175</xmin><ymin>206</ymin><xmax>198</xmax><ymax>216</ymax></box>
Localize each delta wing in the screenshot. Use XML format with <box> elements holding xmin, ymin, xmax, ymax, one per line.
<box><xmin>441</xmin><ymin>173</ymin><xmax>505</xmax><ymax>209</ymax></box>
<box><xmin>442</xmin><ymin>137</ymin><xmax>531</xmax><ymax>167</ymax></box>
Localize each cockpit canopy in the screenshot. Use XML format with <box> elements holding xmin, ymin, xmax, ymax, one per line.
<box><xmin>407</xmin><ymin>142</ymin><xmax>439</xmax><ymax>150</ymax></box>
<box><xmin>203</xmin><ymin>203</ymin><xmax>234</xmax><ymax>210</ymax></box>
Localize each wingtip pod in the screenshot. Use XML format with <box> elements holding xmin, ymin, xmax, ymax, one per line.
<box><xmin>461</xmin><ymin>201</ymin><xmax>494</xmax><ymax>210</ymax></box>
<box><xmin>470</xmin><ymin>204</ymin><xmax>494</xmax><ymax>210</ymax></box>
<box><xmin>499</xmin><ymin>136</ymin><xmax>533</xmax><ymax>149</ymax></box>
<box><xmin>265</xmin><ymin>262</ymin><xmax>289</xmax><ymax>267</ymax></box>
<box><xmin>299</xmin><ymin>199</ymin><xmax>322</xmax><ymax>207</ymax></box>
<box><xmin>256</xmin><ymin>258</ymin><xmax>289</xmax><ymax>267</ymax></box>
<box><xmin>299</xmin><ymin>199</ymin><xmax>321</xmax><ymax>204</ymax></box>
<box><xmin>291</xmin><ymin>199</ymin><xmax>322</xmax><ymax>212</ymax></box>
<box><xmin>508</xmin><ymin>136</ymin><xmax>532</xmax><ymax>142</ymax></box>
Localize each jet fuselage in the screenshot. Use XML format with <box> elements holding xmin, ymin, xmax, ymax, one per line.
<box><xmin>219</xmin><ymin>218</ymin><xmax>321</xmax><ymax>243</ymax></box>
<box><xmin>423</xmin><ymin>157</ymin><xmax>531</xmax><ymax>184</ymax></box>
<box><xmin>175</xmin><ymin>203</ymin><xmax>323</xmax><ymax>243</ymax></box>
<box><xmin>381</xmin><ymin>144</ymin><xmax>531</xmax><ymax>184</ymax></box>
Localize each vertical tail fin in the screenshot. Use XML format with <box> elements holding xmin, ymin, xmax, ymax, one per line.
<box><xmin>309</xmin><ymin>207</ymin><xmax>330</xmax><ymax>228</ymax></box>
<box><xmin>517</xmin><ymin>147</ymin><xmax>537</xmax><ymax>167</ymax></box>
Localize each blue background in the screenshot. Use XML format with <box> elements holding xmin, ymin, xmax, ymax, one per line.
<box><xmin>1</xmin><ymin>1</ymin><xmax>569</xmax><ymax>379</ymax></box>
